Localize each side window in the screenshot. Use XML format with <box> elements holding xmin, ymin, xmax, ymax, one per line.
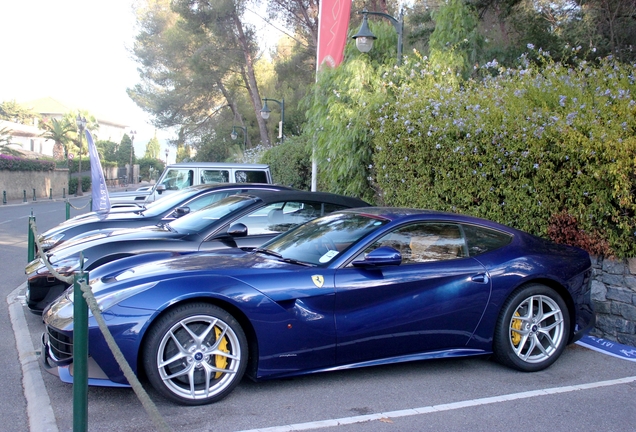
<box><xmin>161</xmin><ymin>169</ymin><xmax>193</xmax><ymax>191</ymax></box>
<box><xmin>362</xmin><ymin>223</ymin><xmax>468</xmax><ymax>265</ymax></box>
<box><xmin>462</xmin><ymin>224</ymin><xmax>513</xmax><ymax>256</ymax></box>
<box><xmin>235</xmin><ymin>170</ymin><xmax>268</xmax><ymax>183</ymax></box>
<box><xmin>201</xmin><ymin>170</ymin><xmax>230</xmax><ymax>184</ymax></box>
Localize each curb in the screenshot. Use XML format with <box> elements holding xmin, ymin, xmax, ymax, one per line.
<box><xmin>7</xmin><ymin>283</ymin><xmax>58</xmax><ymax>432</ymax></box>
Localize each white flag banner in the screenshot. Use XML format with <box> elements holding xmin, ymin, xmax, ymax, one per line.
<box><xmin>85</xmin><ymin>129</ymin><xmax>111</xmax><ymax>215</ymax></box>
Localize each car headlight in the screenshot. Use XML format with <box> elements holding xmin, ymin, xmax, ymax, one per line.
<box><xmin>66</xmin><ymin>281</ymin><xmax>158</xmax><ymax>313</ymax></box>
<box><xmin>48</xmin><ymin>256</ymin><xmax>86</xmax><ymax>276</ymax></box>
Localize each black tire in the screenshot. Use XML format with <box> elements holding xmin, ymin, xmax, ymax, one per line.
<box><xmin>143</xmin><ymin>303</ymin><xmax>247</xmax><ymax>405</ymax></box>
<box><xmin>493</xmin><ymin>284</ymin><xmax>570</xmax><ymax>372</ymax></box>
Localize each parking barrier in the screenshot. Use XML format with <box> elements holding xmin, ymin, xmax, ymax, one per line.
<box><xmin>23</xmin><ymin>190</ymin><xmax>26</xmax><ymax>203</ymax></box>
<box><xmin>28</xmin><ymin>219</ymin><xmax>171</xmax><ymax>432</ymax></box>
<box><xmin>27</xmin><ymin>211</ymin><xmax>35</xmax><ymax>263</ymax></box>
<box><xmin>50</xmin><ymin>188</ymin><xmax>53</xmax><ymax>200</ymax></box>
<box><xmin>73</xmin><ymin>267</ymin><xmax>89</xmax><ymax>432</ymax></box>
<box><xmin>33</xmin><ymin>188</ymin><xmax>36</xmax><ymax>201</ymax></box>
<box><xmin>2</xmin><ymin>191</ymin><xmax>6</xmax><ymax>205</ymax></box>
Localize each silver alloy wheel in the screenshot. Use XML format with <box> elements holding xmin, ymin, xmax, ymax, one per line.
<box><xmin>508</xmin><ymin>294</ymin><xmax>565</xmax><ymax>364</ymax></box>
<box><xmin>156</xmin><ymin>314</ymin><xmax>242</xmax><ymax>401</ymax></box>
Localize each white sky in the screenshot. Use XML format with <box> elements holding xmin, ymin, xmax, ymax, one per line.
<box><xmin>0</xmin><ymin>1</ymin><xmax>287</xmax><ymax>163</ymax></box>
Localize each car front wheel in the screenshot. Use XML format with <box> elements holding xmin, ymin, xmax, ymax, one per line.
<box><xmin>143</xmin><ymin>303</ymin><xmax>247</xmax><ymax>405</ymax></box>
<box><xmin>493</xmin><ymin>284</ymin><xmax>570</xmax><ymax>372</ymax></box>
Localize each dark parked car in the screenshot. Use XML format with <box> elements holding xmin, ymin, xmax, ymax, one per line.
<box><xmin>37</xmin><ymin>183</ymin><xmax>294</xmax><ymax>252</ymax></box>
<box><xmin>27</xmin><ymin>190</ymin><xmax>369</xmax><ymax>313</ymax></box>
<box><xmin>41</xmin><ymin>207</ymin><xmax>594</xmax><ymax>405</ymax></box>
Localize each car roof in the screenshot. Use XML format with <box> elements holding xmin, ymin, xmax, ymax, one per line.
<box><xmin>338</xmin><ymin>207</ymin><xmax>516</xmax><ymax>232</ymax></box>
<box><xmin>234</xmin><ymin>190</ymin><xmax>370</xmax><ymax>207</ymax></box>
<box><xmin>180</xmin><ymin>183</ymin><xmax>295</xmax><ymax>192</ymax></box>
<box><xmin>167</xmin><ymin>163</ymin><xmax>270</xmax><ymax>169</ymax></box>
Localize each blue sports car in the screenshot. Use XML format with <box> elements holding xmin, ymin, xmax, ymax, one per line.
<box><xmin>41</xmin><ymin>208</ymin><xmax>595</xmax><ymax>405</ymax></box>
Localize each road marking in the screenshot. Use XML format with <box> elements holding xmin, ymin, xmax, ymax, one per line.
<box><xmin>237</xmin><ymin>375</ymin><xmax>636</xmax><ymax>432</ymax></box>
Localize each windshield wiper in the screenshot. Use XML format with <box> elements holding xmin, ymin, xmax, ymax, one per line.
<box><xmin>280</xmin><ymin>257</ymin><xmax>313</xmax><ymax>267</ymax></box>
<box><xmin>253</xmin><ymin>247</ymin><xmax>283</xmax><ymax>258</ymax></box>
<box><xmin>253</xmin><ymin>248</ymin><xmax>313</xmax><ymax>266</ymax></box>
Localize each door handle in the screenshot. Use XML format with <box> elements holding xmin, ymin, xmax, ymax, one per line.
<box><xmin>471</xmin><ymin>273</ymin><xmax>489</xmax><ymax>284</ymax></box>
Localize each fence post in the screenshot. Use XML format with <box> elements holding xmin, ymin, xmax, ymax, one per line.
<box><xmin>27</xmin><ymin>211</ymin><xmax>35</xmax><ymax>263</ymax></box>
<box><xmin>73</xmin><ymin>266</ymin><xmax>89</xmax><ymax>432</ymax></box>
<box><xmin>23</xmin><ymin>190</ymin><xmax>27</xmax><ymax>203</ymax></box>
<box><xmin>66</xmin><ymin>201</ymin><xmax>71</xmax><ymax>220</ymax></box>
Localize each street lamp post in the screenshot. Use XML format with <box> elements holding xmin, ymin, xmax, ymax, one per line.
<box><xmin>260</xmin><ymin>98</ymin><xmax>284</xmax><ymax>142</ymax></box>
<box><xmin>165</xmin><ymin>148</ymin><xmax>169</xmax><ymax>166</ymax></box>
<box><xmin>129</xmin><ymin>130</ymin><xmax>136</xmax><ymax>185</ymax></box>
<box><xmin>75</xmin><ymin>115</ymin><xmax>87</xmax><ymax>196</ymax></box>
<box><xmin>230</xmin><ymin>126</ymin><xmax>247</xmax><ymax>152</ymax></box>
<box><xmin>352</xmin><ymin>9</ymin><xmax>404</xmax><ymax>65</ymax></box>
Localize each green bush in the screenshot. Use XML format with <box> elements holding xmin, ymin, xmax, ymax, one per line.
<box><xmin>261</xmin><ymin>136</ymin><xmax>312</xmax><ymax>190</ymax></box>
<box><xmin>68</xmin><ymin>177</ymin><xmax>92</xmax><ymax>195</ymax></box>
<box><xmin>370</xmin><ymin>52</ymin><xmax>636</xmax><ymax>258</ymax></box>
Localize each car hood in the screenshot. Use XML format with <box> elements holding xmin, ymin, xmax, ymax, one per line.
<box><xmin>41</xmin><ymin>209</ymin><xmax>147</xmax><ymax>237</ymax></box>
<box><xmin>109</xmin><ymin>190</ymin><xmax>153</xmax><ymax>199</ymax></box>
<box><xmin>90</xmin><ymin>249</ymin><xmax>303</xmax><ymax>295</ymax></box>
<box><xmin>46</xmin><ymin>226</ymin><xmax>184</xmax><ymax>261</ymax></box>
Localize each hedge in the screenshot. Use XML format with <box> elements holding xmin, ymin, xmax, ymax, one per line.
<box><xmin>370</xmin><ymin>52</ymin><xmax>636</xmax><ymax>258</ymax></box>
<box><xmin>0</xmin><ymin>154</ymin><xmax>55</xmax><ymax>171</ymax></box>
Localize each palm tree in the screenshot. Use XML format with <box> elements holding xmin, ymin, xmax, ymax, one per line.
<box><xmin>40</xmin><ymin>118</ymin><xmax>74</xmax><ymax>161</ymax></box>
<box><xmin>0</xmin><ymin>127</ymin><xmax>22</xmax><ymax>156</ymax></box>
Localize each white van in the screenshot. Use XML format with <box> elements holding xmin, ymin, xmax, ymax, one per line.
<box><xmin>110</xmin><ymin>162</ymin><xmax>273</xmax><ymax>206</ymax></box>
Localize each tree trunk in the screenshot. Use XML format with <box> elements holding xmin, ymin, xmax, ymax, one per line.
<box><xmin>231</xmin><ymin>12</ymin><xmax>270</xmax><ymax>146</ymax></box>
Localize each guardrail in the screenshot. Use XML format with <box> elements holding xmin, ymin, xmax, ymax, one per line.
<box><xmin>28</xmin><ymin>218</ymin><xmax>171</xmax><ymax>432</ymax></box>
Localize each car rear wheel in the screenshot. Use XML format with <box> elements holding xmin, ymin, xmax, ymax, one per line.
<box><xmin>143</xmin><ymin>303</ymin><xmax>247</xmax><ymax>405</ymax></box>
<box><xmin>493</xmin><ymin>284</ymin><xmax>570</xmax><ymax>372</ymax></box>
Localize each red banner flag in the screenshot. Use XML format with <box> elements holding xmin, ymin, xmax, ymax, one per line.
<box><xmin>316</xmin><ymin>0</ymin><xmax>352</xmax><ymax>70</ymax></box>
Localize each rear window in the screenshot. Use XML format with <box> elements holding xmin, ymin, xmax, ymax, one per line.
<box><xmin>235</xmin><ymin>170</ymin><xmax>268</xmax><ymax>183</ymax></box>
<box><xmin>462</xmin><ymin>224</ymin><xmax>513</xmax><ymax>256</ymax></box>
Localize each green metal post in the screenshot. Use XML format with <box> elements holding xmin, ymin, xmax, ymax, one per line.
<box><xmin>33</xmin><ymin>188</ymin><xmax>36</xmax><ymax>201</ymax></box>
<box><xmin>27</xmin><ymin>211</ymin><xmax>35</xmax><ymax>263</ymax></box>
<box><xmin>63</xmin><ymin>188</ymin><xmax>66</xmax><ymax>199</ymax></box>
<box><xmin>2</xmin><ymin>191</ymin><xmax>6</xmax><ymax>205</ymax></box>
<box><xmin>73</xmin><ymin>268</ymin><xmax>89</xmax><ymax>432</ymax></box>
<box><xmin>23</xmin><ymin>190</ymin><xmax>27</xmax><ymax>203</ymax></box>
<box><xmin>49</xmin><ymin>188</ymin><xmax>53</xmax><ymax>200</ymax></box>
<box><xmin>66</xmin><ymin>201</ymin><xmax>71</xmax><ymax>220</ymax></box>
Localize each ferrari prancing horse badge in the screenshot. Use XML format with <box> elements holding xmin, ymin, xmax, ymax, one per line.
<box><xmin>311</xmin><ymin>275</ymin><xmax>324</xmax><ymax>288</ymax></box>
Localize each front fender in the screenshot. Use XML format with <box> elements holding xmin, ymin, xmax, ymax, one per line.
<box><xmin>89</xmin><ymin>274</ymin><xmax>285</xmax><ymax>384</ymax></box>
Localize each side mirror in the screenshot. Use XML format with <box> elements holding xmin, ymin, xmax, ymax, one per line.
<box><xmin>173</xmin><ymin>206</ymin><xmax>190</xmax><ymax>218</ymax></box>
<box><xmin>156</xmin><ymin>184</ymin><xmax>166</xmax><ymax>194</ymax></box>
<box><xmin>352</xmin><ymin>246</ymin><xmax>402</xmax><ymax>268</ymax></box>
<box><xmin>227</xmin><ymin>223</ymin><xmax>248</xmax><ymax>237</ymax></box>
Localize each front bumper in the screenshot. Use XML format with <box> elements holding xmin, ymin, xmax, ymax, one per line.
<box><xmin>40</xmin><ymin>330</ymin><xmax>129</xmax><ymax>388</ymax></box>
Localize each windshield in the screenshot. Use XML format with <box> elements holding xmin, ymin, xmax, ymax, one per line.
<box><xmin>167</xmin><ymin>195</ymin><xmax>257</xmax><ymax>233</ymax></box>
<box><xmin>259</xmin><ymin>212</ymin><xmax>388</xmax><ymax>266</ymax></box>
<box><xmin>141</xmin><ymin>187</ymin><xmax>204</xmax><ymax>217</ymax></box>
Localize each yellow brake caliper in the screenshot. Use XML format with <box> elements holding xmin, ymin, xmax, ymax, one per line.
<box><xmin>214</xmin><ymin>326</ymin><xmax>229</xmax><ymax>379</ymax></box>
<box><xmin>511</xmin><ymin>312</ymin><xmax>522</xmax><ymax>346</ymax></box>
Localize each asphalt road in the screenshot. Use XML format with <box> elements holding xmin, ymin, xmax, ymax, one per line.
<box><xmin>2</xmin><ymin>197</ymin><xmax>636</xmax><ymax>432</ymax></box>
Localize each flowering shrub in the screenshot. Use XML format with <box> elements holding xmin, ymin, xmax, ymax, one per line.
<box><xmin>371</xmin><ymin>49</ymin><xmax>636</xmax><ymax>257</ymax></box>
<box><xmin>0</xmin><ymin>154</ymin><xmax>55</xmax><ymax>171</ymax></box>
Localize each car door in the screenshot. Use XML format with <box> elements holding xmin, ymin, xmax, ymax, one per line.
<box><xmin>333</xmin><ymin>222</ymin><xmax>491</xmax><ymax>365</ymax></box>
